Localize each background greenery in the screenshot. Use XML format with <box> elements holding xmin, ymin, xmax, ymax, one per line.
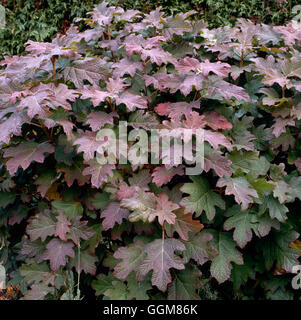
<box><xmin>0</xmin><ymin>0</ymin><xmax>298</xmax><ymax>59</ymax></box>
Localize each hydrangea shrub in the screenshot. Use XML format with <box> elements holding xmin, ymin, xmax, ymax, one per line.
<box><xmin>0</xmin><ymin>2</ymin><xmax>300</xmax><ymax>300</ymax></box>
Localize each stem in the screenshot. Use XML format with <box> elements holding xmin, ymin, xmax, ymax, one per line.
<box><xmin>295</xmin><ymin>119</ymin><xmax>299</xmax><ymax>137</ymax></box>
<box><xmin>153</xmin><ymin>26</ymin><xmax>157</xmax><ymax>37</ymax></box>
<box><xmin>106</xmin><ymin>24</ymin><xmax>111</xmax><ymax>40</ymax></box>
<box><xmin>282</xmin><ymin>85</ymin><xmax>286</xmax><ymax>98</ymax></box>
<box><xmin>28</xmin><ymin>121</ymin><xmax>42</xmax><ymax>128</ymax></box>
<box><xmin>111</xmin><ymin>50</ymin><xmax>115</xmax><ymax>61</ymax></box>
<box><xmin>51</xmin><ymin>56</ymin><xmax>59</xmax><ymax>86</ymax></box>
<box><xmin>108</xmin><ymin>97</ymin><xmax>115</xmax><ymax>112</ymax></box>
<box><xmin>51</xmin><ymin>56</ymin><xmax>56</xmax><ymax>75</ymax></box>
<box><xmin>143</xmin><ymin>61</ymin><xmax>148</xmax><ymax>96</ymax></box>
<box><xmin>240</xmin><ymin>50</ymin><xmax>244</xmax><ymax>68</ymax></box>
<box><xmin>38</xmin><ymin>119</ymin><xmax>55</xmax><ymax>145</ymax></box>
<box><xmin>76</xmin><ymin>244</ymin><xmax>81</xmax><ymax>299</ymax></box>
<box><xmin>235</xmin><ymin>50</ymin><xmax>244</xmax><ymax>85</ymax></box>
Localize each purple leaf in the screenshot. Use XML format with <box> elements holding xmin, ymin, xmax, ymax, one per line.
<box><xmin>0</xmin><ymin>113</ymin><xmax>25</xmax><ymax>144</ymax></box>
<box><xmin>80</xmin><ymin>86</ymin><xmax>113</xmax><ymax>107</ymax></box>
<box><xmin>73</xmin><ymin>131</ymin><xmax>105</xmax><ymax>161</ymax></box>
<box><xmin>149</xmin><ymin>193</ymin><xmax>180</xmax><ymax>226</ymax></box>
<box><xmin>151</xmin><ymin>166</ymin><xmax>184</xmax><ymax>187</ymax></box>
<box><xmin>106</xmin><ymin>78</ymin><xmax>129</xmax><ymax>95</ymax></box>
<box><xmin>4</xmin><ymin>142</ymin><xmax>54</xmax><ymax>175</ymax></box>
<box><xmin>100</xmin><ymin>202</ymin><xmax>130</xmax><ymax>230</ymax></box>
<box><xmin>165</xmin><ymin>208</ymin><xmax>204</xmax><ymax>241</ymax></box>
<box><xmin>70</xmin><ymin>249</ymin><xmax>97</xmax><ymax>275</ymax></box>
<box><xmin>203</xmin><ymin>145</ymin><xmax>232</xmax><ymax>177</ymax></box>
<box><xmin>155</xmin><ymin>101</ymin><xmax>198</xmax><ymax>122</ymax></box>
<box><xmin>112</xmin><ymin>58</ymin><xmax>143</xmax><ymax>77</ymax></box>
<box><xmin>67</xmin><ymin>217</ymin><xmax>95</xmax><ymax>245</ymax></box>
<box><xmin>55</xmin><ymin>212</ymin><xmax>71</xmax><ymax>241</ymax></box>
<box><xmin>113</xmin><ymin>240</ymin><xmax>146</xmax><ymax>280</ymax></box>
<box><xmin>83</xmin><ymin>160</ymin><xmax>115</xmax><ymax>189</ymax></box>
<box><xmin>140</xmin><ymin>238</ymin><xmax>185</xmax><ymax>291</ymax></box>
<box><xmin>43</xmin><ymin>238</ymin><xmax>75</xmax><ymax>272</ymax></box>
<box><xmin>204</xmin><ymin>130</ymin><xmax>233</xmax><ymax>151</ymax></box>
<box><xmin>57</xmin><ymin>164</ymin><xmax>90</xmax><ymax>187</ymax></box>
<box><xmin>116</xmin><ymin>91</ymin><xmax>148</xmax><ymax>111</ymax></box>
<box><xmin>85</xmin><ymin>111</ymin><xmax>118</xmax><ymax>132</ymax></box>
<box><xmin>203</xmin><ymin>111</ymin><xmax>232</xmax><ymax>130</ymax></box>
<box><xmin>198</xmin><ymin>59</ymin><xmax>231</xmax><ymax>77</ymax></box>
<box><xmin>141</xmin><ymin>48</ymin><xmax>176</xmax><ymax>66</ymax></box>
<box><xmin>271</xmin><ymin>118</ymin><xmax>294</xmax><ymax>138</ymax></box>
<box><xmin>217</xmin><ymin>176</ymin><xmax>258</xmax><ymax>210</ymax></box>
<box><xmin>64</xmin><ymin>57</ymin><xmax>111</xmax><ymax>88</ymax></box>
<box><xmin>17</xmin><ymin>85</ymin><xmax>52</xmax><ymax>119</ymax></box>
<box><xmin>175</xmin><ymin>57</ymin><xmax>201</xmax><ymax>73</ymax></box>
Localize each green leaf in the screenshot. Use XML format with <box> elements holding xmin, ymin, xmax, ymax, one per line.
<box><xmin>272</xmin><ymin>180</ymin><xmax>292</xmax><ymax>204</ymax></box>
<box><xmin>256</xmin><ymin>213</ymin><xmax>280</xmax><ymax>237</ymax></box>
<box><xmin>224</xmin><ymin>206</ymin><xmax>259</xmax><ymax>248</ymax></box>
<box><xmin>103</xmin><ymin>280</ymin><xmax>128</xmax><ymax>300</ymax></box>
<box><xmin>92</xmin><ymin>273</ymin><xmax>114</xmax><ymax>296</ymax></box>
<box><xmin>261</xmin><ymin>230</ymin><xmax>300</xmax><ymax>272</ymax></box>
<box><xmin>49</xmin><ymin>107</ymin><xmax>69</xmax><ymax>121</ymax></box>
<box><xmin>227</xmin><ymin>150</ymin><xmax>268</xmax><ymax>176</ymax></box>
<box><xmin>52</xmin><ymin>200</ymin><xmax>83</xmax><ymax>219</ymax></box>
<box><xmin>209</xmin><ymin>231</ymin><xmax>244</xmax><ymax>284</ymax></box>
<box><xmin>252</xmin><ymin>124</ymin><xmax>273</xmax><ymax>151</ymax></box>
<box><xmin>288</xmin><ymin>176</ymin><xmax>301</xmax><ymax>201</ymax></box>
<box><xmin>72</xmin><ymin>98</ymin><xmax>93</xmax><ymax>114</ymax></box>
<box><xmin>247</xmin><ymin>176</ymin><xmax>275</xmax><ymax>197</ymax></box>
<box><xmin>0</xmin><ymin>191</ymin><xmax>16</xmax><ymax>208</ymax></box>
<box><xmin>19</xmin><ymin>262</ymin><xmax>51</xmax><ymax>284</ymax></box>
<box><xmin>180</xmin><ymin>176</ymin><xmax>225</xmax><ymax>220</ymax></box>
<box><xmin>263</xmin><ymin>276</ymin><xmax>293</xmax><ymax>300</ymax></box>
<box><xmin>26</xmin><ymin>210</ymin><xmax>56</xmax><ymax>242</ymax></box>
<box><xmin>54</xmin><ymin>135</ymin><xmax>76</xmax><ymax>166</ymax></box>
<box><xmin>262</xmin><ymin>196</ymin><xmax>288</xmax><ymax>222</ymax></box>
<box><xmin>168</xmin><ymin>266</ymin><xmax>201</xmax><ymax>300</ymax></box>
<box><xmin>113</xmin><ymin>239</ymin><xmax>147</xmax><ymax>280</ymax></box>
<box><xmin>91</xmin><ymin>192</ymin><xmax>111</xmax><ymax>210</ymax></box>
<box><xmin>230</xmin><ymin>256</ymin><xmax>255</xmax><ymax>291</ymax></box>
<box><xmin>224</xmin><ymin>206</ymin><xmax>280</xmax><ymax>248</ymax></box>
<box><xmin>182</xmin><ymin>232</ymin><xmax>218</xmax><ymax>265</ymax></box>
<box><xmin>128</xmin><ymin>110</ymin><xmax>159</xmax><ymax>129</ymax></box>
<box><xmin>22</xmin><ymin>283</ymin><xmax>54</xmax><ymax>300</ymax></box>
<box><xmin>34</xmin><ymin>170</ymin><xmax>58</xmax><ymax>197</ymax></box>
<box><xmin>126</xmin><ymin>272</ymin><xmax>151</xmax><ymax>300</ymax></box>
<box><xmin>230</xmin><ymin>116</ymin><xmax>256</xmax><ymax>151</ymax></box>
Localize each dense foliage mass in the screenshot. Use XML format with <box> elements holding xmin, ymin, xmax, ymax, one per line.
<box><xmin>0</xmin><ymin>0</ymin><xmax>297</xmax><ymax>58</ymax></box>
<box><xmin>0</xmin><ymin>2</ymin><xmax>301</xmax><ymax>300</ymax></box>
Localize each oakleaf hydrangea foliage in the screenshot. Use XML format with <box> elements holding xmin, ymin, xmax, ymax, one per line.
<box><xmin>0</xmin><ymin>2</ymin><xmax>300</xmax><ymax>300</ymax></box>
